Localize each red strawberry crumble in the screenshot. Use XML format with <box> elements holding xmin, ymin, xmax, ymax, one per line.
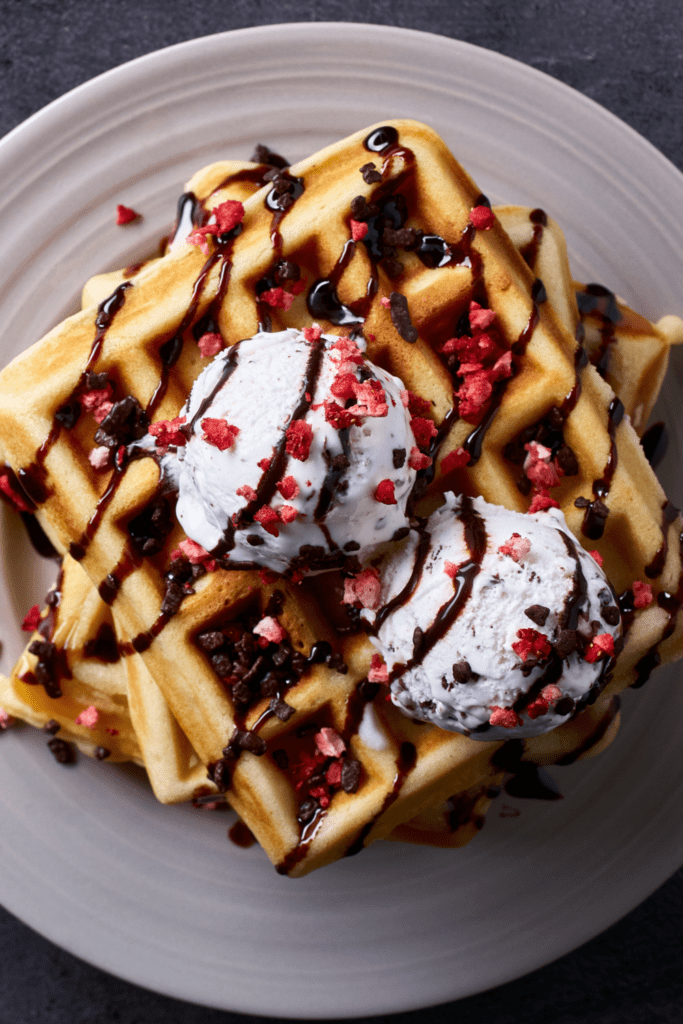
<box><xmin>115</xmin><ymin>204</ymin><xmax>139</xmax><ymax>225</ymax></box>
<box><xmin>468</xmin><ymin>302</ymin><xmax>497</xmax><ymax>331</ymax></box>
<box><xmin>343</xmin><ymin>567</ymin><xmax>382</xmax><ymax>610</ymax></box>
<box><xmin>172</xmin><ymin>538</ymin><xmax>216</xmax><ymax>571</ymax></box>
<box><xmin>258</xmin><ymin>567</ymin><xmax>279</xmax><ymax>585</ymax></box>
<box><xmin>440</xmin><ymin>448</ymin><xmax>470</xmax><ymax>473</ymax></box>
<box><xmin>303</xmin><ymin>325</ymin><xmax>323</xmax><ymax>343</ymax></box>
<box><xmin>408</xmin><ymin>446</ymin><xmax>432</xmax><ymax>470</ymax></box>
<box><xmin>512</xmin><ymin>628</ymin><xmax>552</xmax><ymax>662</ymax></box>
<box><xmin>74</xmin><ymin>705</ymin><xmax>99</xmax><ymax>729</ymax></box>
<box><xmin>0</xmin><ymin>472</ymin><xmax>33</xmax><ymax>512</ymax></box>
<box><xmin>323</xmin><ymin>401</ymin><xmax>356</xmax><ymax>430</ymax></box>
<box><xmin>89</xmin><ymin>446</ymin><xmax>112</xmax><ymax>471</ymax></box>
<box><xmin>469</xmin><ymin>205</ymin><xmax>495</xmax><ymax>230</ymax></box>
<box><xmin>253</xmin><ymin>616</ymin><xmax>287</xmax><ymax>644</ymax></box>
<box><xmin>410</xmin><ymin>416</ymin><xmax>438</xmax><ymax>448</ymax></box>
<box><xmin>197</xmin><ymin>332</ymin><xmax>223</xmax><ymax>357</ymax></box>
<box><xmin>350</xmin><ymin>219</ymin><xmax>369</xmax><ymax>241</ymax></box>
<box><xmin>443</xmin><ymin>561</ymin><xmax>458</xmax><ymax>579</ymax></box>
<box><xmin>400</xmin><ymin>390</ymin><xmax>431</xmax><ymax>415</ymax></box>
<box><xmin>82</xmin><ymin>386</ymin><xmax>114</xmax><ymax>424</ymax></box>
<box><xmin>0</xmin><ymin>708</ymin><xmax>13</xmax><ymax>730</ymax></box>
<box><xmin>149</xmin><ymin>415</ymin><xmax>187</xmax><ymax>450</ymax></box>
<box><xmin>528</xmin><ymin>491</ymin><xmax>560</xmax><ymax>514</ymax></box>
<box><xmin>212</xmin><ymin>199</ymin><xmax>244</xmax><ymax>234</ymax></box>
<box><xmin>257</xmin><ymin>457</ymin><xmax>272</xmax><ymax>472</ymax></box>
<box><xmin>375</xmin><ymin>479</ymin><xmax>397</xmax><ymax>505</ymax></box>
<box><xmin>589</xmin><ymin>550</ymin><xmax>604</xmax><ymax>567</ymax></box>
<box><xmin>260</xmin><ymin>287</ymin><xmax>295</xmax><ymax>311</ymax></box>
<box><xmin>22</xmin><ymin>605</ymin><xmax>41</xmax><ymax>632</ymax></box>
<box><xmin>201</xmin><ymin>418</ymin><xmax>239</xmax><ymax>451</ymax></box>
<box><xmin>524</xmin><ymin>441</ymin><xmax>561</xmax><ymax>490</ymax></box>
<box><xmin>489</xmin><ymin>706</ymin><xmax>522</xmax><ymax>728</ymax></box>
<box><xmin>584</xmin><ymin>633</ymin><xmax>616</xmax><ymax>663</ymax></box>
<box><xmin>368</xmin><ymin>653</ymin><xmax>389</xmax><ymax>683</ymax></box>
<box><xmin>285</xmin><ymin>420</ymin><xmax>313</xmax><ymax>461</ymax></box>
<box><xmin>633</xmin><ymin>581</ymin><xmax>654</xmax><ymax>608</ymax></box>
<box><xmin>254</xmin><ymin>506</ymin><xmax>280</xmax><ymax>536</ymax></box>
<box><xmin>315</xmin><ymin>727</ymin><xmax>346</xmax><ymax>758</ymax></box>
<box><xmin>331</xmin><ymin>372</ymin><xmax>357</xmax><ymax>402</ymax></box>
<box><xmin>349</xmin><ymin>379</ymin><xmax>388</xmax><ymax>418</ymax></box>
<box><xmin>236</xmin><ymin>484</ymin><xmax>258</xmax><ymax>502</ymax></box>
<box><xmin>498</xmin><ymin>533</ymin><xmax>531</xmax><ymax>563</ymax></box>
<box><xmin>276</xmin><ymin>475</ymin><xmax>299</xmax><ymax>500</ymax></box>
<box><xmin>278</xmin><ymin>505</ymin><xmax>298</xmax><ymax>524</ymax></box>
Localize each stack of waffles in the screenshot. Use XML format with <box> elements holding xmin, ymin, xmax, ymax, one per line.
<box><xmin>0</xmin><ymin>120</ymin><xmax>681</xmax><ymax>874</ymax></box>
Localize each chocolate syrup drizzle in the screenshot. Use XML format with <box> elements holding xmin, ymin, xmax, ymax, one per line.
<box><xmin>581</xmin><ymin>397</ymin><xmax>624</xmax><ymax>541</ymax></box>
<box><xmin>576</xmin><ymin>284</ymin><xmax>622</xmax><ymax>378</ymax></box>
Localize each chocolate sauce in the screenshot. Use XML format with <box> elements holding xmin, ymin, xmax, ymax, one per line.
<box><xmin>364</xmin><ymin>126</ymin><xmax>400</xmax><ymax>153</ymax></box>
<box><xmin>645</xmin><ymin>500</ymin><xmax>679</xmax><ymax>580</ymax></box>
<box><xmin>576</xmin><ymin>283</ymin><xmax>622</xmax><ymax>377</ymax></box>
<box><xmin>504</xmin><ymin>763</ymin><xmax>562</xmax><ymax>801</ymax></box>
<box><xmin>228</xmin><ymin>820</ymin><xmax>256</xmax><ymax>848</ymax></box>
<box><xmin>169</xmin><ymin>191</ymin><xmax>204</xmax><ymax>249</ymax></box>
<box><xmin>373</xmin><ymin>528</ymin><xmax>431</xmax><ymax>631</ymax></box>
<box><xmin>83</xmin><ymin>622</ymin><xmax>120</xmax><ymax>663</ymax></box>
<box><xmin>582</xmin><ymin>398</ymin><xmax>624</xmax><ymax>540</ymax></box>
<box><xmin>560</xmin><ymin>345</ymin><xmax>589</xmax><ymax>419</ymax></box>
<box><xmin>97</xmin><ymin>547</ymin><xmax>142</xmax><ymax>604</ymax></box>
<box><xmin>519</xmin><ymin>209</ymin><xmax>547</xmax><ymax>271</ymax></box>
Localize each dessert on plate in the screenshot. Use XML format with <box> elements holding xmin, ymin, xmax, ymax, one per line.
<box><xmin>0</xmin><ymin>120</ymin><xmax>681</xmax><ymax>874</ymax></box>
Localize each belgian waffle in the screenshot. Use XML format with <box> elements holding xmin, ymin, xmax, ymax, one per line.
<box><xmin>0</xmin><ymin>120</ymin><xmax>681</xmax><ymax>875</ymax></box>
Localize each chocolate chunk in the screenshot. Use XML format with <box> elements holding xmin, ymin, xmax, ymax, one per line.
<box><xmin>383</xmin><ymin>226</ymin><xmax>417</xmax><ymax>248</ymax></box>
<box><xmin>413</xmin><ymin>626</ymin><xmax>424</xmax><ymax>653</ymax></box>
<box><xmin>272</xmin><ymin>641</ymin><xmax>292</xmax><ymax>667</ymax></box>
<box><xmin>503</xmin><ymin>440</ymin><xmax>526</xmax><ymax>465</ymax></box>
<box><xmin>197</xmin><ymin>631</ymin><xmax>225</xmax><ymax>652</ymax></box>
<box><xmin>331</xmin><ymin>453</ymin><xmax>350</xmax><ymax>471</ymax></box>
<box><xmin>343</xmin><ymin>540</ymin><xmax>360</xmax><ymax>552</ymax></box>
<box><xmin>128</xmin><ymin>497</ymin><xmax>173</xmax><ymax>557</ymax></box>
<box><xmin>327</xmin><ymin>653</ymin><xmax>348</xmax><ymax>674</ymax></box>
<box><xmin>43</xmin><ymin>719</ymin><xmax>60</xmax><ymax>735</ymax></box>
<box><xmin>231</xmin><ymin>680</ymin><xmax>252</xmax><ymax>707</ymax></box>
<box><xmin>391</xmin><ymin>447</ymin><xmax>407</xmax><ymax>469</ymax></box>
<box><xmin>555</xmin><ymin>444</ymin><xmax>578</xmax><ymax>476</ymax></box>
<box><xmin>297</xmin><ymin>798</ymin><xmax>319</xmax><ymax>824</ymax></box>
<box><xmin>389</xmin><ymin>291</ymin><xmax>418</xmax><ymax>344</ymax></box>
<box><xmin>47</xmin><ymin>738</ymin><xmax>75</xmax><ymax>764</ymax></box>
<box><xmin>574</xmin><ymin>496</ymin><xmax>590</xmax><ymax>508</ymax></box>
<box><xmin>94</xmin><ymin>746</ymin><xmax>111</xmax><ymax>761</ymax></box>
<box><xmin>55</xmin><ymin>401</ymin><xmax>81</xmax><ymax>430</ymax></box>
<box><xmin>28</xmin><ymin>639</ymin><xmax>55</xmax><ymax>661</ymax></box>
<box><xmin>516</xmin><ymin>476</ymin><xmax>532</xmax><ymax>496</ymax></box>
<box><xmin>590</xmin><ymin>499</ymin><xmax>610</xmax><ymax>522</ymax></box>
<box><xmin>341</xmin><ymin>758</ymin><xmax>362</xmax><ymax>794</ymax></box>
<box><xmin>554</xmin><ymin>696</ymin><xmax>575</xmax><ymax>716</ymax></box>
<box><xmin>259</xmin><ymin>673</ymin><xmax>280</xmax><ymax>698</ymax></box>
<box><xmin>247</xmin><ymin>534</ymin><xmax>264</xmax><ymax>546</ymax></box>
<box><xmin>602</xmin><ymin>606</ymin><xmax>620</xmax><ymax>626</ymax></box>
<box><xmin>160</xmin><ymin>580</ymin><xmax>184</xmax><ymax>616</ymax></box>
<box><xmin>269</xmin><ymin>697</ymin><xmax>296</xmax><ymax>722</ymax></box>
<box><xmin>590</xmin><ymin>619</ymin><xmax>603</xmax><ymax>635</ymax></box>
<box><xmin>98</xmin><ymin>395</ymin><xmax>148</xmax><ymax>445</ymax></box>
<box><xmin>350</xmin><ymin>195</ymin><xmax>379</xmax><ymax>222</ymax></box>
<box><xmin>525</xmin><ymin>605</ymin><xmax>550</xmax><ymax>626</ymax></box>
<box><xmin>272</xmin><ymin>748</ymin><xmax>289</xmax><ymax>770</ymax></box>
<box><xmin>360</xmin><ymin>162</ymin><xmax>382</xmax><ymax>184</ymax></box>
<box><xmin>211</xmin><ymin>652</ymin><xmax>232</xmax><ymax>677</ymax></box>
<box><xmin>383</xmin><ymin>258</ymin><xmax>404</xmax><ymax>280</ymax></box>
<box><xmin>85</xmin><ymin>371</ymin><xmax>110</xmax><ymax>390</ymax></box>
<box><xmin>273</xmin><ymin>260</ymin><xmax>300</xmax><ymax>284</ymax></box>
<box><xmin>452</xmin><ymin>660</ymin><xmax>471</xmax><ymax>683</ymax></box>
<box><xmin>251</xmin><ymin>143</ymin><xmax>289</xmax><ymax>168</ymax></box>
<box><xmin>554</xmin><ymin>629</ymin><xmax>579</xmax><ymax>658</ymax></box>
<box><xmin>234</xmin><ymin>730</ymin><xmax>268</xmax><ymax>756</ymax></box>
<box><xmin>358</xmin><ymin>679</ymin><xmax>380</xmax><ymax>702</ymax></box>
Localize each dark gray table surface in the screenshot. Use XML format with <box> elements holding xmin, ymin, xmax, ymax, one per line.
<box><xmin>1</xmin><ymin>1</ymin><xmax>682</xmax><ymax>1022</ymax></box>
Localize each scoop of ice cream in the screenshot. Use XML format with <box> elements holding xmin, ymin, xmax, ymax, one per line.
<box><xmin>361</xmin><ymin>494</ymin><xmax>621</xmax><ymax>739</ymax></box>
<box><xmin>157</xmin><ymin>328</ymin><xmax>419</xmax><ymax>574</ymax></box>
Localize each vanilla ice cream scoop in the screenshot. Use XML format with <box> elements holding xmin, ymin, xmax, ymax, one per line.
<box><xmin>158</xmin><ymin>329</ymin><xmax>419</xmax><ymax>574</ymax></box>
<box><xmin>362</xmin><ymin>494</ymin><xmax>622</xmax><ymax>739</ymax></box>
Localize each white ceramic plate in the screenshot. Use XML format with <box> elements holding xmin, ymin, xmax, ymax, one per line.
<box><xmin>1</xmin><ymin>24</ymin><xmax>682</xmax><ymax>1018</ymax></box>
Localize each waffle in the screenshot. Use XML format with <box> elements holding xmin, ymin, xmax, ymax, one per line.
<box><xmin>0</xmin><ymin>120</ymin><xmax>681</xmax><ymax>875</ymax></box>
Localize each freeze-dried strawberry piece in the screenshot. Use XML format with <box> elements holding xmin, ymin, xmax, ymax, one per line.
<box><xmin>278</xmin><ymin>505</ymin><xmax>298</xmax><ymax>524</ymax></box>
<box><xmin>456</xmin><ymin>371</ymin><xmax>494</xmax><ymax>419</ymax></box>
<box><xmin>633</xmin><ymin>581</ymin><xmax>654</xmax><ymax>608</ymax></box>
<box><xmin>201</xmin><ymin>418</ymin><xmax>239</xmax><ymax>451</ymax></box>
<box><xmin>0</xmin><ymin>708</ymin><xmax>13</xmax><ymax>730</ymax></box>
<box><xmin>173</xmin><ymin>538</ymin><xmax>216</xmax><ymax>571</ymax></box>
<box><xmin>326</xmin><ymin>760</ymin><xmax>343</xmax><ymax>786</ymax></box>
<box><xmin>399</xmin><ymin>390</ymin><xmax>431</xmax><ymax>415</ymax></box>
<box><xmin>323</xmin><ymin>400</ymin><xmax>355</xmax><ymax>430</ymax></box>
<box><xmin>343</xmin><ymin>567</ymin><xmax>382</xmax><ymax>610</ymax></box>
<box><xmin>512</xmin><ymin>628</ymin><xmax>552</xmax><ymax>662</ymax></box>
<box><xmin>186</xmin><ymin>228</ymin><xmax>212</xmax><ymax>255</ymax></box>
<box><xmin>285</xmin><ymin>419</ymin><xmax>313</xmax><ymax>461</ymax></box>
<box><xmin>441</xmin><ymin>447</ymin><xmax>470</xmax><ymax>473</ymax></box>
<box><xmin>276</xmin><ymin>475</ymin><xmax>299</xmax><ymax>500</ymax></box>
<box><xmin>443</xmin><ymin>561</ymin><xmax>458</xmax><ymax>579</ymax></box>
<box><xmin>368</xmin><ymin>653</ymin><xmax>389</xmax><ymax>683</ymax></box>
<box><xmin>197</xmin><ymin>332</ymin><xmax>223</xmax><ymax>357</ymax></box>
<box><xmin>315</xmin><ymin>727</ymin><xmax>346</xmax><ymax>758</ymax></box>
<box><xmin>303</xmin><ymin>325</ymin><xmax>323</xmax><ymax>343</ymax></box>
<box><xmin>498</xmin><ymin>533</ymin><xmax>531</xmax><ymax>563</ymax></box>
<box><xmin>528</xmin><ymin>491</ymin><xmax>560</xmax><ymax>514</ymax></box>
<box><xmin>75</xmin><ymin>705</ymin><xmax>99</xmax><ymax>729</ymax></box>
<box><xmin>253</xmin><ymin>616</ymin><xmax>287</xmax><ymax>644</ymax></box>
<box><xmin>524</xmin><ymin>441</ymin><xmax>561</xmax><ymax>489</ymax></box>
<box><xmin>330</xmin><ymin>336</ymin><xmax>364</xmax><ymax>372</ymax></box>
<box><xmin>260</xmin><ymin>287</ymin><xmax>295</xmax><ymax>310</ymax></box>
<box><xmin>236</xmin><ymin>484</ymin><xmax>258</xmax><ymax>502</ymax></box>
<box><xmin>291</xmin><ymin>279</ymin><xmax>307</xmax><ymax>296</ymax></box>
<box><xmin>22</xmin><ymin>605</ymin><xmax>41</xmax><ymax>632</ymax></box>
<box><xmin>526</xmin><ymin>696</ymin><xmax>549</xmax><ymax>719</ymax></box>
<box><xmin>589</xmin><ymin>550</ymin><xmax>604</xmax><ymax>567</ymax></box>
<box><xmin>489</xmin><ymin>706</ymin><xmax>522</xmax><ymax>728</ymax></box>
<box><xmin>330</xmin><ymin>372</ymin><xmax>357</xmax><ymax>402</ymax></box>
<box><xmin>350</xmin><ymin>219</ymin><xmax>369</xmax><ymax>241</ymax></box>
<box><xmin>149</xmin><ymin>415</ymin><xmax>187</xmax><ymax>449</ymax></box>
<box><xmin>349</xmin><ymin>380</ymin><xmax>388</xmax><ymax>418</ymax></box>
<box><xmin>89</xmin><ymin>446</ymin><xmax>112</xmax><ymax>470</ymax></box>
<box><xmin>584</xmin><ymin>633</ymin><xmax>616</xmax><ymax>663</ymax></box>
<box><xmin>254</xmin><ymin>506</ymin><xmax>280</xmax><ymax>537</ymax></box>
<box><xmin>375</xmin><ymin>479</ymin><xmax>397</xmax><ymax>505</ymax></box>
<box><xmin>258</xmin><ymin>567</ymin><xmax>279</xmax><ymax>585</ymax></box>
<box><xmin>410</xmin><ymin>416</ymin><xmax>437</xmax><ymax>449</ymax></box>
<box><xmin>0</xmin><ymin>472</ymin><xmax>33</xmax><ymax>512</ymax></box>
<box><xmin>408</xmin><ymin>446</ymin><xmax>432</xmax><ymax>470</ymax></box>
<box><xmin>380</xmin><ymin>296</ymin><xmax>391</xmax><ymax>308</ymax></box>
<box><xmin>212</xmin><ymin>199</ymin><xmax>244</xmax><ymax>234</ymax></box>
<box><xmin>469</xmin><ymin>205</ymin><xmax>495</xmax><ymax>230</ymax></box>
<box><xmin>469</xmin><ymin>301</ymin><xmax>496</xmax><ymax>331</ymax></box>
<box><xmin>257</xmin><ymin>457</ymin><xmax>272</xmax><ymax>472</ymax></box>
<box><xmin>116</xmin><ymin>204</ymin><xmax>139</xmax><ymax>225</ymax></box>
<box><xmin>82</xmin><ymin>386</ymin><xmax>114</xmax><ymax>424</ymax></box>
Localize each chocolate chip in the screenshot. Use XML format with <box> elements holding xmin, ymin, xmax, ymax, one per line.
<box><xmin>590</xmin><ymin>499</ymin><xmax>610</xmax><ymax>522</ymax></box>
<box><xmin>29</xmin><ymin>639</ymin><xmax>55</xmax><ymax>661</ymax></box>
<box><xmin>272</xmin><ymin>748</ymin><xmax>289</xmax><ymax>770</ymax></box>
<box><xmin>270</xmin><ymin>698</ymin><xmax>296</xmax><ymax>722</ymax></box>
<box><xmin>98</xmin><ymin>395</ymin><xmax>148</xmax><ymax>445</ymax></box>
<box><xmin>297</xmin><ymin>798</ymin><xmax>319</xmax><ymax>824</ymax></box>
<box><xmin>389</xmin><ymin>291</ymin><xmax>418</xmax><ymax>344</ymax></box>
<box><xmin>525</xmin><ymin>605</ymin><xmax>550</xmax><ymax>626</ymax></box>
<box><xmin>94</xmin><ymin>746</ymin><xmax>111</xmax><ymax>761</ymax></box>
<box><xmin>160</xmin><ymin>581</ymin><xmax>184</xmax><ymax>616</ymax></box>
<box><xmin>208</xmin><ymin>758</ymin><xmax>231</xmax><ymax>792</ymax></box>
<box><xmin>234</xmin><ymin>730</ymin><xmax>268</xmax><ymax>756</ymax></box>
<box><xmin>503</xmin><ymin>440</ymin><xmax>526</xmax><ymax>465</ymax></box>
<box><xmin>383</xmin><ymin>258</ymin><xmax>404</xmax><ymax>280</ymax></box>
<box><xmin>55</xmin><ymin>401</ymin><xmax>81</xmax><ymax>430</ymax></box>
<box><xmin>555</xmin><ymin>444</ymin><xmax>578</xmax><ymax>476</ymax></box>
<box><xmin>360</xmin><ymin>162</ymin><xmax>382</xmax><ymax>184</ymax></box>
<box><xmin>602</xmin><ymin>606</ymin><xmax>620</xmax><ymax>626</ymax></box>
<box><xmin>574</xmin><ymin>496</ymin><xmax>590</xmax><ymax>508</ymax></box>
<box><xmin>85</xmin><ymin>371</ymin><xmax>110</xmax><ymax>390</ymax></box>
<box><xmin>272</xmin><ymin>641</ymin><xmax>292</xmax><ymax>667</ymax></box>
<box><xmin>273</xmin><ymin>260</ymin><xmax>300</xmax><ymax>284</ymax></box>
<box><xmin>391</xmin><ymin>526</ymin><xmax>410</xmax><ymax>542</ymax></box>
<box><xmin>413</xmin><ymin>626</ymin><xmax>424</xmax><ymax>653</ymax></box>
<box><xmin>358</xmin><ymin>679</ymin><xmax>380</xmax><ymax>702</ymax></box>
<box><xmin>341</xmin><ymin>758</ymin><xmax>362</xmax><ymax>793</ymax></box>
<box><xmin>128</xmin><ymin>497</ymin><xmax>173</xmax><ymax>557</ymax></box>
<box><xmin>47</xmin><ymin>738</ymin><xmax>75</xmax><ymax>764</ymax></box>
<box><xmin>554</xmin><ymin>629</ymin><xmax>579</xmax><ymax>658</ymax></box>
<box><xmin>452</xmin><ymin>660</ymin><xmax>471</xmax><ymax>683</ymax></box>
<box><xmin>590</xmin><ymin>620</ymin><xmax>603</xmax><ymax>635</ymax></box>
<box><xmin>554</xmin><ymin>697</ymin><xmax>575</xmax><ymax>716</ymax></box>
<box><xmin>251</xmin><ymin>143</ymin><xmax>289</xmax><ymax>168</ymax></box>
<box><xmin>383</xmin><ymin>226</ymin><xmax>417</xmax><ymax>248</ymax></box>
<box><xmin>197</xmin><ymin>631</ymin><xmax>225</xmax><ymax>652</ymax></box>
<box><xmin>331</xmin><ymin>453</ymin><xmax>350</xmax><ymax>471</ymax></box>
<box><xmin>327</xmin><ymin>653</ymin><xmax>348</xmax><ymax>674</ymax></box>
<box><xmin>343</xmin><ymin>540</ymin><xmax>360</xmax><ymax>552</ymax></box>
<box><xmin>43</xmin><ymin>719</ymin><xmax>60</xmax><ymax>735</ymax></box>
